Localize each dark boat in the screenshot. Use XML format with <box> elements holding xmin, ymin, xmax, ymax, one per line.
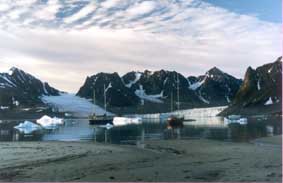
<box><xmin>89</xmin><ymin>113</ymin><xmax>113</xmax><ymax>125</ymax></box>
<box><xmin>89</xmin><ymin>85</ymin><xmax>114</xmax><ymax>125</ymax></box>
<box><xmin>167</xmin><ymin>115</ymin><xmax>184</xmax><ymax>128</ymax></box>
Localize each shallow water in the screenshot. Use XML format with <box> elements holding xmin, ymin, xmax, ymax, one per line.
<box><xmin>0</xmin><ymin>116</ymin><xmax>281</xmax><ymax>143</ymax></box>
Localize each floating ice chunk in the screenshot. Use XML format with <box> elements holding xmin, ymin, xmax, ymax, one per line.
<box><xmin>0</xmin><ymin>106</ymin><xmax>9</xmax><ymax>110</ymax></box>
<box><xmin>113</xmin><ymin>117</ymin><xmax>142</xmax><ymax>126</ymax></box>
<box><xmin>14</xmin><ymin>121</ymin><xmax>42</xmax><ymax>134</ymax></box>
<box><xmin>264</xmin><ymin>97</ymin><xmax>273</xmax><ymax>105</ymax></box>
<box><xmin>36</xmin><ymin>115</ymin><xmax>64</xmax><ymax>129</ymax></box>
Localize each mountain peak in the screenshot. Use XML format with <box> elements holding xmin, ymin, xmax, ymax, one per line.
<box><xmin>207</xmin><ymin>67</ymin><xmax>223</xmax><ymax>75</ymax></box>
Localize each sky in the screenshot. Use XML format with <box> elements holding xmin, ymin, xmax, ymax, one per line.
<box><xmin>0</xmin><ymin>0</ymin><xmax>281</xmax><ymax>93</ymax></box>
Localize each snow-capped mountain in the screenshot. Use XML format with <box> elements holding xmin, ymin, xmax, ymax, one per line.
<box><xmin>76</xmin><ymin>72</ymin><xmax>140</xmax><ymax>107</ymax></box>
<box><xmin>0</xmin><ymin>67</ymin><xmax>59</xmax><ymax>107</ymax></box>
<box><xmin>77</xmin><ymin>68</ymin><xmax>242</xmax><ymax>112</ymax></box>
<box><xmin>122</xmin><ymin>70</ymin><xmax>203</xmax><ymax>106</ymax></box>
<box><xmin>220</xmin><ymin>57</ymin><xmax>282</xmax><ymax>116</ymax></box>
<box><xmin>188</xmin><ymin>67</ymin><xmax>242</xmax><ymax>105</ymax></box>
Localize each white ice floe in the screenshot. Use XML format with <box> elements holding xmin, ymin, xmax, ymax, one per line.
<box><xmin>36</xmin><ymin>115</ymin><xmax>64</xmax><ymax>129</ymax></box>
<box><xmin>0</xmin><ymin>106</ymin><xmax>9</xmax><ymax>110</ymax></box>
<box><xmin>113</xmin><ymin>117</ymin><xmax>142</xmax><ymax>126</ymax></box>
<box><xmin>14</xmin><ymin>121</ymin><xmax>42</xmax><ymax>134</ymax></box>
<box><xmin>264</xmin><ymin>97</ymin><xmax>273</xmax><ymax>105</ymax></box>
<box><xmin>41</xmin><ymin>93</ymin><xmax>112</xmax><ymax>117</ymax></box>
<box><xmin>135</xmin><ymin>85</ymin><xmax>164</xmax><ymax>103</ymax></box>
<box><xmin>224</xmin><ymin>115</ymin><xmax>248</xmax><ymax>125</ymax></box>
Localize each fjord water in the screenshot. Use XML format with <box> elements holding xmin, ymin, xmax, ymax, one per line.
<box><xmin>0</xmin><ymin>116</ymin><xmax>281</xmax><ymax>143</ymax></box>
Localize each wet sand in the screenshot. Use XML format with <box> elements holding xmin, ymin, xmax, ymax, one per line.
<box><xmin>0</xmin><ymin>136</ymin><xmax>281</xmax><ymax>182</ymax></box>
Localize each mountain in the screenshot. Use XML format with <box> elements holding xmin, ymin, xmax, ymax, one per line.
<box><xmin>0</xmin><ymin>67</ymin><xmax>59</xmax><ymax>107</ymax></box>
<box><xmin>76</xmin><ymin>72</ymin><xmax>140</xmax><ymax>107</ymax></box>
<box><xmin>77</xmin><ymin>68</ymin><xmax>242</xmax><ymax>113</ymax></box>
<box><xmin>187</xmin><ymin>67</ymin><xmax>242</xmax><ymax>106</ymax></box>
<box><xmin>122</xmin><ymin>70</ymin><xmax>203</xmax><ymax>107</ymax></box>
<box><xmin>220</xmin><ymin>57</ymin><xmax>282</xmax><ymax>116</ymax></box>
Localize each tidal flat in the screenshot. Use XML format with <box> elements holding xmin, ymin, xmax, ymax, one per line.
<box><xmin>0</xmin><ymin>135</ymin><xmax>281</xmax><ymax>182</ymax></box>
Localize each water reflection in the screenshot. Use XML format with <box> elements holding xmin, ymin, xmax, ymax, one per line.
<box><xmin>0</xmin><ymin>116</ymin><xmax>281</xmax><ymax>143</ymax></box>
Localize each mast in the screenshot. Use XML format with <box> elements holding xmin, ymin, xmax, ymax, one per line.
<box><xmin>170</xmin><ymin>92</ymin><xmax>174</xmax><ymax>112</ymax></box>
<box><xmin>103</xmin><ymin>84</ymin><xmax>107</xmax><ymax>114</ymax></box>
<box><xmin>177</xmin><ymin>73</ymin><xmax>180</xmax><ymax>110</ymax></box>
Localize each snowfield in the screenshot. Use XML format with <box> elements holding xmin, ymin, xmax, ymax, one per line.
<box><xmin>41</xmin><ymin>93</ymin><xmax>112</xmax><ymax>117</ymax></box>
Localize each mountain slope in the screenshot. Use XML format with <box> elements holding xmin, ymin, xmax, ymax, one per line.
<box><xmin>0</xmin><ymin>67</ymin><xmax>59</xmax><ymax>107</ymax></box>
<box><xmin>122</xmin><ymin>70</ymin><xmax>203</xmax><ymax>107</ymax></box>
<box><xmin>220</xmin><ymin>57</ymin><xmax>282</xmax><ymax>116</ymax></box>
<box><xmin>188</xmin><ymin>67</ymin><xmax>242</xmax><ymax>106</ymax></box>
<box><xmin>76</xmin><ymin>72</ymin><xmax>140</xmax><ymax>107</ymax></box>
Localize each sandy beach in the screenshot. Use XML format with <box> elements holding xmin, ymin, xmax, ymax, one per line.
<box><xmin>0</xmin><ymin>136</ymin><xmax>281</xmax><ymax>182</ymax></box>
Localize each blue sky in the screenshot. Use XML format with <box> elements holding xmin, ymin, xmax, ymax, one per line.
<box><xmin>0</xmin><ymin>0</ymin><xmax>281</xmax><ymax>92</ymax></box>
<box><xmin>203</xmin><ymin>0</ymin><xmax>281</xmax><ymax>23</ymax></box>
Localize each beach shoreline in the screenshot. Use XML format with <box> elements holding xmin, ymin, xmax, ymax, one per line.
<box><xmin>0</xmin><ymin>135</ymin><xmax>281</xmax><ymax>182</ymax></box>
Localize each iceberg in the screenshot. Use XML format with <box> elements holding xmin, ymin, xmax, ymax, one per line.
<box><xmin>14</xmin><ymin>121</ymin><xmax>42</xmax><ymax>134</ymax></box>
<box><xmin>36</xmin><ymin>115</ymin><xmax>64</xmax><ymax>129</ymax></box>
<box><xmin>113</xmin><ymin>117</ymin><xmax>142</xmax><ymax>126</ymax></box>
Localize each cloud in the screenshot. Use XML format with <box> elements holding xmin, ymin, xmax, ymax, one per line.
<box><xmin>33</xmin><ymin>0</ymin><xmax>61</xmax><ymax>21</ymax></box>
<box><xmin>0</xmin><ymin>0</ymin><xmax>281</xmax><ymax>92</ymax></box>
<box><xmin>64</xmin><ymin>2</ymin><xmax>96</xmax><ymax>24</ymax></box>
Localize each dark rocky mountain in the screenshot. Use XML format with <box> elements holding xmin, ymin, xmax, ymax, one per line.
<box><xmin>77</xmin><ymin>72</ymin><xmax>140</xmax><ymax>107</ymax></box>
<box><xmin>220</xmin><ymin>57</ymin><xmax>282</xmax><ymax>116</ymax></box>
<box><xmin>77</xmin><ymin>68</ymin><xmax>242</xmax><ymax>113</ymax></box>
<box><xmin>0</xmin><ymin>67</ymin><xmax>59</xmax><ymax>107</ymax></box>
<box><xmin>122</xmin><ymin>70</ymin><xmax>203</xmax><ymax>107</ymax></box>
<box><xmin>187</xmin><ymin>67</ymin><xmax>242</xmax><ymax>106</ymax></box>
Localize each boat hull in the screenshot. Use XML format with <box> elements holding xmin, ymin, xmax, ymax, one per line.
<box><xmin>167</xmin><ymin>117</ymin><xmax>184</xmax><ymax>128</ymax></box>
<box><xmin>89</xmin><ymin>118</ymin><xmax>113</xmax><ymax>125</ymax></box>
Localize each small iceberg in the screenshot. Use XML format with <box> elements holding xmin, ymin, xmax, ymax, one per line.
<box><xmin>14</xmin><ymin>121</ymin><xmax>42</xmax><ymax>134</ymax></box>
<box><xmin>224</xmin><ymin>115</ymin><xmax>247</xmax><ymax>125</ymax></box>
<box><xmin>113</xmin><ymin>117</ymin><xmax>142</xmax><ymax>126</ymax></box>
<box><xmin>36</xmin><ymin>115</ymin><xmax>64</xmax><ymax>129</ymax></box>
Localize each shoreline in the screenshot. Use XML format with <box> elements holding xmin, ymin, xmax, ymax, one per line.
<box><xmin>0</xmin><ymin>136</ymin><xmax>281</xmax><ymax>182</ymax></box>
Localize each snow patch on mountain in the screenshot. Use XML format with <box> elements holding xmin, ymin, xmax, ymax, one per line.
<box><xmin>264</xmin><ymin>97</ymin><xmax>273</xmax><ymax>105</ymax></box>
<box><xmin>257</xmin><ymin>80</ymin><xmax>261</xmax><ymax>90</ymax></box>
<box><xmin>189</xmin><ymin>76</ymin><xmax>207</xmax><ymax>90</ymax></box>
<box><xmin>225</xmin><ymin>96</ymin><xmax>231</xmax><ymax>103</ymax></box>
<box><xmin>125</xmin><ymin>72</ymin><xmax>142</xmax><ymax>88</ymax></box>
<box><xmin>135</xmin><ymin>85</ymin><xmax>164</xmax><ymax>103</ymax></box>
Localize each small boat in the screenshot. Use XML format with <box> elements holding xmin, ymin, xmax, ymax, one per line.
<box><xmin>113</xmin><ymin>117</ymin><xmax>142</xmax><ymax>126</ymax></box>
<box><xmin>89</xmin><ymin>113</ymin><xmax>114</xmax><ymax>125</ymax></box>
<box><xmin>167</xmin><ymin>115</ymin><xmax>184</xmax><ymax>128</ymax></box>
<box><xmin>89</xmin><ymin>85</ymin><xmax>114</xmax><ymax>125</ymax></box>
<box><xmin>224</xmin><ymin>115</ymin><xmax>248</xmax><ymax>125</ymax></box>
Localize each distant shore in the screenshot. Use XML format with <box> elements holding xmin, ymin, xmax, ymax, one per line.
<box><xmin>0</xmin><ymin>136</ymin><xmax>281</xmax><ymax>182</ymax></box>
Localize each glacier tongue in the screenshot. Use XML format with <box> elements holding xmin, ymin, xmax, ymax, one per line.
<box><xmin>41</xmin><ymin>93</ymin><xmax>113</xmax><ymax>117</ymax></box>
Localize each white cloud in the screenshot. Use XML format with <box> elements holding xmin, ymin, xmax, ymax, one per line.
<box><xmin>64</xmin><ymin>2</ymin><xmax>97</xmax><ymax>24</ymax></box>
<box><xmin>125</xmin><ymin>1</ymin><xmax>157</xmax><ymax>17</ymax></box>
<box><xmin>0</xmin><ymin>0</ymin><xmax>281</xmax><ymax>92</ymax></box>
<box><xmin>33</xmin><ymin>0</ymin><xmax>61</xmax><ymax>21</ymax></box>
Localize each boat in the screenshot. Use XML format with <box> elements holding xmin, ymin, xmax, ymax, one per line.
<box><xmin>167</xmin><ymin>115</ymin><xmax>184</xmax><ymax>128</ymax></box>
<box><xmin>224</xmin><ymin>115</ymin><xmax>248</xmax><ymax>125</ymax></box>
<box><xmin>89</xmin><ymin>114</ymin><xmax>113</xmax><ymax>125</ymax></box>
<box><xmin>166</xmin><ymin>74</ymin><xmax>184</xmax><ymax>128</ymax></box>
<box><xmin>89</xmin><ymin>85</ymin><xmax>114</xmax><ymax>125</ymax></box>
<box><xmin>113</xmin><ymin>117</ymin><xmax>142</xmax><ymax>126</ymax></box>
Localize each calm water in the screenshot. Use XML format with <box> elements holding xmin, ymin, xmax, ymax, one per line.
<box><xmin>0</xmin><ymin>116</ymin><xmax>281</xmax><ymax>143</ymax></box>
